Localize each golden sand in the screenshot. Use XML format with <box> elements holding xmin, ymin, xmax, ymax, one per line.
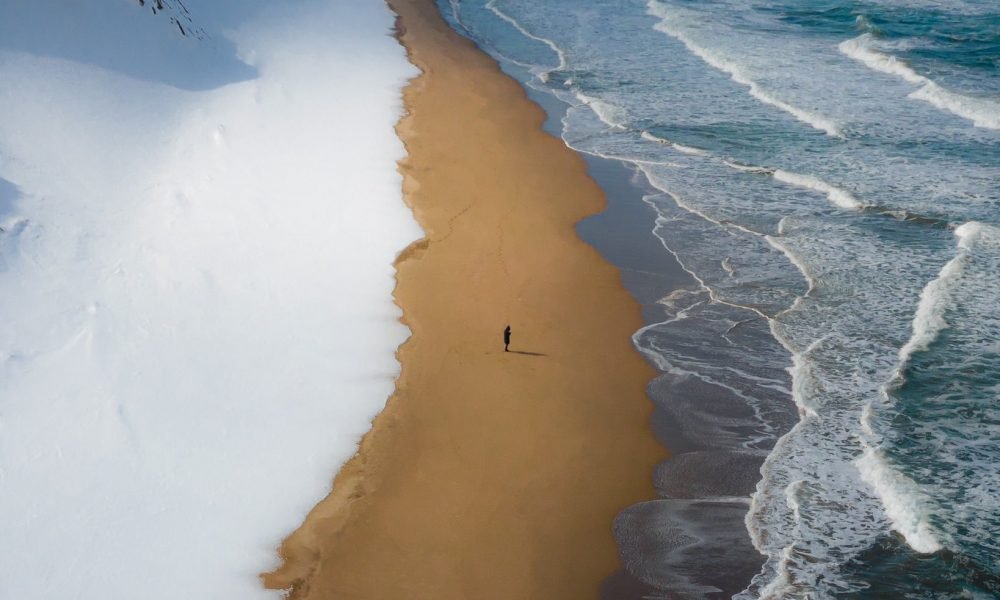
<box><xmin>262</xmin><ymin>0</ymin><xmax>664</xmax><ymax>597</ymax></box>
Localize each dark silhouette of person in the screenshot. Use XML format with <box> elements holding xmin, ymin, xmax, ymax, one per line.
<box><xmin>504</xmin><ymin>325</ymin><xmax>511</xmax><ymax>352</ymax></box>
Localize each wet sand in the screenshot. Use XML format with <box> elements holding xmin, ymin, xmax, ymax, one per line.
<box><xmin>577</xmin><ymin>153</ymin><xmax>772</xmax><ymax>600</ymax></box>
<box><xmin>260</xmin><ymin>0</ymin><xmax>664</xmax><ymax>598</ymax></box>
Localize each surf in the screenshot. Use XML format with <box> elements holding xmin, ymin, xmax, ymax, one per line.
<box><xmin>839</xmin><ymin>33</ymin><xmax>1000</xmax><ymax>129</ymax></box>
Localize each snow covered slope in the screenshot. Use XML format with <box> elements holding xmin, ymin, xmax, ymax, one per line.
<box><xmin>0</xmin><ymin>1</ymin><xmax>420</xmax><ymax>598</ymax></box>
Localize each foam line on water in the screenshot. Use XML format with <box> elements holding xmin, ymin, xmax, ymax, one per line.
<box><xmin>631</xmin><ymin>118</ymin><xmax>834</xmax><ymax>598</ymax></box>
<box><xmin>856</xmin><ymin>444</ymin><xmax>943</xmax><ymax>553</ymax></box>
<box><xmin>635</xmin><ymin>188</ymin><xmax>776</xmax><ymax>326</ymax></box>
<box><xmin>442</xmin><ymin>0</ymin><xmax>542</xmax><ymax>74</ymax></box>
<box><xmin>731</xmin><ymin>163</ymin><xmax>954</xmax><ymax>227</ymax></box>
<box><xmin>641</xmin><ymin>130</ymin><xmax>708</xmax><ymax>155</ymax></box>
<box><xmin>574</xmin><ymin>91</ymin><xmax>628</xmax><ymax>130</ymax></box>
<box><xmin>783</xmin><ymin>335</ymin><xmax>825</xmax><ymax>419</ymax></box>
<box><xmin>723</xmin><ymin>159</ymin><xmax>774</xmax><ymax>174</ymax></box>
<box><xmin>772</xmin><ymin>170</ymin><xmax>866</xmax><ymax>211</ymax></box>
<box><xmin>853</xmin><ymin>223</ymin><xmax>991</xmax><ymax>556</ymax></box>
<box><xmin>445</xmin><ymin>0</ymin><xmax>466</xmax><ymax>30</ymax></box>
<box><xmin>485</xmin><ymin>0</ymin><xmax>566</xmax><ymax>81</ymax></box>
<box><xmin>839</xmin><ymin>34</ymin><xmax>1000</xmax><ymax>130</ymax></box>
<box><xmin>638</xmin><ymin>165</ymin><xmax>767</xmax><ymax>239</ymax></box>
<box><xmin>752</xmin><ymin>543</ymin><xmax>798</xmax><ymax>600</ymax></box>
<box><xmin>559</xmin><ymin>81</ymin><xmax>862</xmax><ymax>593</ymax></box>
<box><xmin>895</xmin><ymin>253</ymin><xmax>963</xmax><ymax>365</ymax></box>
<box><xmin>647</xmin><ymin>1</ymin><xmax>842</xmax><ymax>138</ymax></box>
<box><xmin>895</xmin><ymin>221</ymin><xmax>981</xmax><ymax>375</ymax></box>
<box><xmin>724</xmin><ymin>160</ymin><xmax>949</xmax><ymax>225</ymax></box>
<box><xmin>765</xmin><ymin>236</ymin><xmax>817</xmax><ymax>302</ymax></box>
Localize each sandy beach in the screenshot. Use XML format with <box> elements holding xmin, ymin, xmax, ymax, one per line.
<box><xmin>262</xmin><ymin>0</ymin><xmax>664</xmax><ymax>597</ymax></box>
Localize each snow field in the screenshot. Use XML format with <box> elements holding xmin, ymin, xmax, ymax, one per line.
<box><xmin>0</xmin><ymin>1</ymin><xmax>420</xmax><ymax>598</ymax></box>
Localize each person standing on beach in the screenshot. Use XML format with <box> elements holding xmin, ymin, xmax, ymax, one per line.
<box><xmin>504</xmin><ymin>325</ymin><xmax>511</xmax><ymax>352</ymax></box>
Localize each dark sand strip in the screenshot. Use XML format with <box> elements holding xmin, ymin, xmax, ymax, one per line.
<box><xmin>261</xmin><ymin>0</ymin><xmax>664</xmax><ymax>598</ymax></box>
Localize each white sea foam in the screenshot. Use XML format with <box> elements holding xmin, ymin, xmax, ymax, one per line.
<box><xmin>954</xmin><ymin>219</ymin><xmax>986</xmax><ymax>248</ymax></box>
<box><xmin>754</xmin><ymin>544</ymin><xmax>797</xmax><ymax>600</ymax></box>
<box><xmin>839</xmin><ymin>34</ymin><xmax>1000</xmax><ymax>129</ymax></box>
<box><xmin>772</xmin><ymin>170</ymin><xmax>865</xmax><ymax>211</ymax></box>
<box><xmin>782</xmin><ymin>336</ymin><xmax>823</xmax><ymax>419</ymax></box>
<box><xmin>575</xmin><ymin>91</ymin><xmax>628</xmax><ymax>129</ymax></box>
<box><xmin>640</xmin><ymin>130</ymin><xmax>668</xmax><ymax>144</ymax></box>
<box><xmin>640</xmin><ymin>130</ymin><xmax>707</xmax><ymax>155</ymax></box>
<box><xmin>0</xmin><ymin>2</ymin><xmax>421</xmax><ymax>599</ymax></box>
<box><xmin>896</xmin><ymin>254</ymin><xmax>964</xmax><ymax>363</ymax></box>
<box><xmin>723</xmin><ymin>160</ymin><xmax>774</xmax><ymax>174</ymax></box>
<box><xmin>673</xmin><ymin>142</ymin><xmax>708</xmax><ymax>156</ymax></box>
<box><xmin>896</xmin><ymin>221</ymin><xmax>981</xmax><ymax>367</ymax></box>
<box><xmin>640</xmin><ymin>130</ymin><xmax>667</xmax><ymax>143</ymax></box>
<box><xmin>784</xmin><ymin>479</ymin><xmax>806</xmax><ymax>523</ymax></box>
<box><xmin>765</xmin><ymin>236</ymin><xmax>817</xmax><ymax>298</ymax></box>
<box><xmin>641</xmin><ymin>131</ymin><xmax>707</xmax><ymax>155</ymax></box>
<box><xmin>647</xmin><ymin>1</ymin><xmax>842</xmax><ymax>137</ymax></box>
<box><xmin>446</xmin><ymin>0</ymin><xmax>467</xmax><ymax>30</ymax></box>
<box><xmin>855</xmin><ymin>223</ymin><xmax>993</xmax><ymax>557</ymax></box>
<box><xmin>641</xmin><ymin>166</ymin><xmax>769</xmax><ymax>241</ymax></box>
<box><xmin>839</xmin><ymin>34</ymin><xmax>926</xmax><ymax>85</ymax></box>
<box><xmin>856</xmin><ymin>446</ymin><xmax>943</xmax><ymax>553</ymax></box>
<box><xmin>485</xmin><ymin>0</ymin><xmax>566</xmax><ymax>81</ymax></box>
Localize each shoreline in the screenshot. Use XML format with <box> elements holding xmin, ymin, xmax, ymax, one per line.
<box><xmin>262</xmin><ymin>0</ymin><xmax>665</xmax><ymax>598</ymax></box>
<box><xmin>515</xmin><ymin>76</ymin><xmax>775</xmax><ymax>597</ymax></box>
<box><xmin>579</xmin><ymin>155</ymin><xmax>771</xmax><ymax>599</ymax></box>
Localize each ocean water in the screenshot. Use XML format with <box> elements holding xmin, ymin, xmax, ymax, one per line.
<box><xmin>441</xmin><ymin>1</ymin><xmax>1000</xmax><ymax>598</ymax></box>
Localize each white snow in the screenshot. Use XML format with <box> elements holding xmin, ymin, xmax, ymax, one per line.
<box><xmin>0</xmin><ymin>1</ymin><xmax>420</xmax><ymax>598</ymax></box>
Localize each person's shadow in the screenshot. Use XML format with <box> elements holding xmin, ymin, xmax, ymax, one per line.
<box><xmin>509</xmin><ymin>350</ymin><xmax>546</xmax><ymax>357</ymax></box>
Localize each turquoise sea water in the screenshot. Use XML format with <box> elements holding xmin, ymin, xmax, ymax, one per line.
<box><xmin>440</xmin><ymin>1</ymin><xmax>1000</xmax><ymax>597</ymax></box>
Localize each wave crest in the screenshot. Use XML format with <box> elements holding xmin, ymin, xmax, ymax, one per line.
<box><xmin>647</xmin><ymin>0</ymin><xmax>842</xmax><ymax>137</ymax></box>
<box><xmin>839</xmin><ymin>34</ymin><xmax>1000</xmax><ymax>130</ymax></box>
<box><xmin>856</xmin><ymin>446</ymin><xmax>943</xmax><ymax>554</ymax></box>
